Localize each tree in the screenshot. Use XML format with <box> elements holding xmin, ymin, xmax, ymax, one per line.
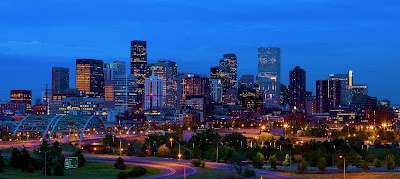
<box><xmin>220</xmin><ymin>146</ymin><xmax>235</xmax><ymax>162</ymax></box>
<box><xmin>223</xmin><ymin>132</ymin><xmax>247</xmax><ymax>151</ymax></box>
<box><xmin>317</xmin><ymin>157</ymin><xmax>326</xmax><ymax>171</ymax></box>
<box><xmin>282</xmin><ymin>154</ymin><xmax>291</xmax><ymax>166</ymax></box>
<box><xmin>9</xmin><ymin>148</ymin><xmax>21</xmax><ymax>168</ymax></box>
<box><xmin>298</xmin><ymin>160</ymin><xmax>308</xmax><ymax>174</ymax></box>
<box><xmin>253</xmin><ymin>152</ymin><xmax>264</xmax><ymax>169</ymax></box>
<box><xmin>141</xmin><ymin>144</ymin><xmax>148</xmax><ymax>156</ymax></box>
<box><xmin>259</xmin><ymin>133</ymin><xmax>273</xmax><ymax>144</ymax></box>
<box><xmin>0</xmin><ymin>151</ymin><xmax>4</xmax><ymax>172</ymax></box>
<box><xmin>127</xmin><ymin>143</ymin><xmax>136</xmax><ymax>156</ymax></box>
<box><xmin>229</xmin><ymin>153</ymin><xmax>245</xmax><ymax>175</ymax></box>
<box><xmin>53</xmin><ymin>162</ymin><xmax>64</xmax><ymax>176</ymax></box>
<box><xmin>20</xmin><ymin>147</ymin><xmax>32</xmax><ymax>172</ymax></box>
<box><xmin>268</xmin><ymin>155</ymin><xmax>277</xmax><ymax>169</ymax></box>
<box><xmin>114</xmin><ymin>157</ymin><xmax>126</xmax><ymax>170</ymax></box>
<box><xmin>157</xmin><ymin>144</ymin><xmax>170</xmax><ymax>158</ymax></box>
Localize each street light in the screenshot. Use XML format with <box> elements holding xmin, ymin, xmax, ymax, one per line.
<box><xmin>339</xmin><ymin>155</ymin><xmax>346</xmax><ymax>179</ymax></box>
<box><xmin>41</xmin><ymin>150</ymin><xmax>52</xmax><ymax>179</ymax></box>
<box><xmin>332</xmin><ymin>150</ymin><xmax>341</xmax><ymax>179</ymax></box>
<box><xmin>170</xmin><ymin>138</ymin><xmax>181</xmax><ymax>163</ymax></box>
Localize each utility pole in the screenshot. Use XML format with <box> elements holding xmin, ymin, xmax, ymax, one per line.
<box><xmin>45</xmin><ymin>84</ymin><xmax>49</xmax><ymax>115</ymax></box>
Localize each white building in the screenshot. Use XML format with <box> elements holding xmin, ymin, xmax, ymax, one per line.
<box><xmin>210</xmin><ymin>79</ymin><xmax>223</xmax><ymax>103</ymax></box>
<box><xmin>144</xmin><ymin>76</ymin><xmax>164</xmax><ymax>110</ymax></box>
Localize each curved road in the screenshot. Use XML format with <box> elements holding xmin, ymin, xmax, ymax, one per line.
<box><xmin>86</xmin><ymin>155</ymin><xmax>198</xmax><ymax>179</ymax></box>
<box><xmin>85</xmin><ymin>154</ymin><xmax>296</xmax><ymax>179</ymax></box>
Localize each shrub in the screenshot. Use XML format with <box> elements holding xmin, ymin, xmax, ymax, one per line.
<box><xmin>298</xmin><ymin>160</ymin><xmax>308</xmax><ymax>174</ymax></box>
<box><xmin>269</xmin><ymin>155</ymin><xmax>277</xmax><ymax>169</ymax></box>
<box><xmin>373</xmin><ymin>159</ymin><xmax>382</xmax><ymax>168</ymax></box>
<box><xmin>192</xmin><ymin>159</ymin><xmax>202</xmax><ymax>167</ymax></box>
<box><xmin>253</xmin><ymin>152</ymin><xmax>264</xmax><ymax>169</ymax></box>
<box><xmin>243</xmin><ymin>169</ymin><xmax>256</xmax><ymax>177</ymax></box>
<box><xmin>117</xmin><ymin>172</ymin><xmax>128</xmax><ymax>179</ymax></box>
<box><xmin>282</xmin><ymin>154</ymin><xmax>291</xmax><ymax>166</ymax></box>
<box><xmin>386</xmin><ymin>156</ymin><xmax>396</xmax><ymax>170</ymax></box>
<box><xmin>360</xmin><ymin>160</ymin><xmax>369</xmax><ymax>170</ymax></box>
<box><xmin>114</xmin><ymin>157</ymin><xmax>125</xmax><ymax>169</ymax></box>
<box><xmin>128</xmin><ymin>166</ymin><xmax>147</xmax><ymax>177</ymax></box>
<box><xmin>71</xmin><ymin>150</ymin><xmax>86</xmax><ymax>168</ymax></box>
<box><xmin>293</xmin><ymin>154</ymin><xmax>303</xmax><ymax>163</ymax></box>
<box><xmin>317</xmin><ymin>157</ymin><xmax>326</xmax><ymax>171</ymax></box>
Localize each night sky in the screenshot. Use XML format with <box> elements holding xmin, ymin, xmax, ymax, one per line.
<box><xmin>1</xmin><ymin>0</ymin><xmax>400</xmax><ymax>103</ymax></box>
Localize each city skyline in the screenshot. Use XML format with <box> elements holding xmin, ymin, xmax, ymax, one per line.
<box><xmin>1</xmin><ymin>0</ymin><xmax>400</xmax><ymax>103</ymax></box>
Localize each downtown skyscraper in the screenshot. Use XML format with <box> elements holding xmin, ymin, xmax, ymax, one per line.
<box><xmin>219</xmin><ymin>53</ymin><xmax>238</xmax><ymax>105</ymax></box>
<box><xmin>258</xmin><ymin>47</ymin><xmax>281</xmax><ymax>108</ymax></box>
<box><xmin>289</xmin><ymin>66</ymin><xmax>306</xmax><ymax>112</ymax></box>
<box><xmin>76</xmin><ymin>59</ymin><xmax>104</xmax><ymax>98</ymax></box>
<box><xmin>52</xmin><ymin>67</ymin><xmax>69</xmax><ymax>92</ymax></box>
<box><xmin>144</xmin><ymin>76</ymin><xmax>164</xmax><ymax>110</ymax></box>
<box><xmin>130</xmin><ymin>40</ymin><xmax>147</xmax><ymax>110</ymax></box>
<box><xmin>148</xmin><ymin>60</ymin><xmax>178</xmax><ymax>109</ymax></box>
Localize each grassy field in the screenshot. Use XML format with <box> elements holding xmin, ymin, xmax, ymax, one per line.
<box><xmin>0</xmin><ymin>160</ymin><xmax>161</xmax><ymax>179</ymax></box>
<box><xmin>282</xmin><ymin>172</ymin><xmax>400</xmax><ymax>179</ymax></box>
<box><xmin>187</xmin><ymin>169</ymin><xmax>237</xmax><ymax>179</ymax></box>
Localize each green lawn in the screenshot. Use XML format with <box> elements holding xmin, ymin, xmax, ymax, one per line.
<box><xmin>0</xmin><ymin>160</ymin><xmax>161</xmax><ymax>179</ymax></box>
<box><xmin>187</xmin><ymin>169</ymin><xmax>236</xmax><ymax>179</ymax></box>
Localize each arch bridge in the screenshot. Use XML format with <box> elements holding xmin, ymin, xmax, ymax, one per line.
<box><xmin>13</xmin><ymin>115</ymin><xmax>108</xmax><ymax>144</ymax></box>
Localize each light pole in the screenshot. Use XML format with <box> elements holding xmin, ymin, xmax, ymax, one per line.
<box><xmin>170</xmin><ymin>138</ymin><xmax>181</xmax><ymax>163</ymax></box>
<box><xmin>332</xmin><ymin>150</ymin><xmax>341</xmax><ymax>179</ymax></box>
<box><xmin>42</xmin><ymin>150</ymin><xmax>51</xmax><ymax>179</ymax></box>
<box><xmin>120</xmin><ymin>137</ymin><xmax>122</xmax><ymax>156</ymax></box>
<box><xmin>339</xmin><ymin>155</ymin><xmax>345</xmax><ymax>179</ymax></box>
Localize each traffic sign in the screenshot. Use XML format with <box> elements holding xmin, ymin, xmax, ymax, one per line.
<box><xmin>64</xmin><ymin>157</ymin><xmax>78</xmax><ymax>169</ymax></box>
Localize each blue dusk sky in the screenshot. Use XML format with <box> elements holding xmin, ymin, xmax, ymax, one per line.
<box><xmin>1</xmin><ymin>0</ymin><xmax>400</xmax><ymax>103</ymax></box>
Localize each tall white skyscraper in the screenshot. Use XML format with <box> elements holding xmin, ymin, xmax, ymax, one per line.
<box><xmin>144</xmin><ymin>76</ymin><xmax>164</xmax><ymax>110</ymax></box>
<box><xmin>210</xmin><ymin>79</ymin><xmax>223</xmax><ymax>103</ymax></box>
<box><xmin>258</xmin><ymin>47</ymin><xmax>281</xmax><ymax>108</ymax></box>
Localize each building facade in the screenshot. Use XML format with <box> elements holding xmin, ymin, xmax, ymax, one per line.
<box><xmin>52</xmin><ymin>67</ymin><xmax>69</xmax><ymax>92</ymax></box>
<box><xmin>114</xmin><ymin>75</ymin><xmax>137</xmax><ymax>111</ymax></box>
<box><xmin>130</xmin><ymin>40</ymin><xmax>147</xmax><ymax>110</ymax></box>
<box><xmin>258</xmin><ymin>47</ymin><xmax>281</xmax><ymax>108</ymax></box>
<box><xmin>316</xmin><ymin>79</ymin><xmax>341</xmax><ymax>113</ymax></box>
<box><xmin>289</xmin><ymin>66</ymin><xmax>306</xmax><ymax>111</ymax></box>
<box><xmin>10</xmin><ymin>90</ymin><xmax>32</xmax><ymax>113</ymax></box>
<box><xmin>239</xmin><ymin>75</ymin><xmax>254</xmax><ymax>88</ymax></box>
<box><xmin>210</xmin><ymin>79</ymin><xmax>223</xmax><ymax>103</ymax></box>
<box><xmin>175</xmin><ymin>73</ymin><xmax>209</xmax><ymax>108</ymax></box>
<box><xmin>76</xmin><ymin>59</ymin><xmax>104</xmax><ymax>98</ymax></box>
<box><xmin>148</xmin><ymin>60</ymin><xmax>178</xmax><ymax>109</ymax></box>
<box><xmin>144</xmin><ymin>76</ymin><xmax>164</xmax><ymax>110</ymax></box>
